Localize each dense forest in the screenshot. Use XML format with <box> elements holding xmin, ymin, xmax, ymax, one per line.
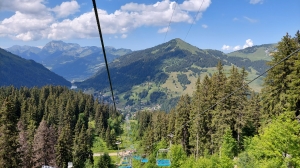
<box><xmin>1</xmin><ymin>31</ymin><xmax>299</xmax><ymax>168</ymax></box>
<box><xmin>0</xmin><ymin>86</ymin><xmax>121</xmax><ymax>168</ymax></box>
<box><xmin>130</xmin><ymin>31</ymin><xmax>300</xmax><ymax>167</ymax></box>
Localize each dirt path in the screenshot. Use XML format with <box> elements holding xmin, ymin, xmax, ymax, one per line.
<box><xmin>93</xmin><ymin>152</ymin><xmax>118</xmax><ymax>157</ymax></box>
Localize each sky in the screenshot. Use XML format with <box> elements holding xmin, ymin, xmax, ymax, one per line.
<box><xmin>0</xmin><ymin>0</ymin><xmax>299</xmax><ymax>52</ymax></box>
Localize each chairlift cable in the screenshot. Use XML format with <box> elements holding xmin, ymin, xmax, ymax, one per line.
<box><xmin>178</xmin><ymin>48</ymin><xmax>300</xmax><ymax>133</ymax></box>
<box><xmin>92</xmin><ymin>0</ymin><xmax>300</xmax><ymax>163</ymax></box>
<box><xmin>184</xmin><ymin>0</ymin><xmax>205</xmax><ymax>40</ymax></box>
<box><xmin>141</xmin><ymin>48</ymin><xmax>300</xmax><ymax>152</ymax></box>
<box><xmin>92</xmin><ymin>0</ymin><xmax>117</xmax><ymax>112</ymax></box>
<box><xmin>163</xmin><ymin>0</ymin><xmax>178</xmax><ymax>42</ymax></box>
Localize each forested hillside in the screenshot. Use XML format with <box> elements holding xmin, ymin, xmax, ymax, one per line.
<box><xmin>6</xmin><ymin>41</ymin><xmax>132</xmax><ymax>81</ymax></box>
<box><xmin>129</xmin><ymin>31</ymin><xmax>300</xmax><ymax>167</ymax></box>
<box><xmin>0</xmin><ymin>31</ymin><xmax>299</xmax><ymax>168</ymax></box>
<box><xmin>77</xmin><ymin>38</ymin><xmax>268</xmax><ymax>112</ymax></box>
<box><xmin>0</xmin><ymin>86</ymin><xmax>121</xmax><ymax>168</ymax></box>
<box><xmin>0</xmin><ymin>48</ymin><xmax>71</xmax><ymax>88</ymax></box>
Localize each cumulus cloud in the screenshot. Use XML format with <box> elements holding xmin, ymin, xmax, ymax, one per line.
<box><xmin>0</xmin><ymin>0</ymin><xmax>212</xmax><ymax>41</ymax></box>
<box><xmin>202</xmin><ymin>24</ymin><xmax>208</xmax><ymax>28</ymax></box>
<box><xmin>0</xmin><ymin>11</ymin><xmax>53</xmax><ymax>41</ymax></box>
<box><xmin>250</xmin><ymin>0</ymin><xmax>263</xmax><ymax>4</ymax></box>
<box><xmin>0</xmin><ymin>0</ymin><xmax>48</xmax><ymax>15</ymax></box>
<box><xmin>51</xmin><ymin>1</ymin><xmax>80</xmax><ymax>18</ymax></box>
<box><xmin>180</xmin><ymin>0</ymin><xmax>211</xmax><ymax>12</ymax></box>
<box><xmin>243</xmin><ymin>39</ymin><xmax>253</xmax><ymax>49</ymax></box>
<box><xmin>158</xmin><ymin>27</ymin><xmax>169</xmax><ymax>33</ymax></box>
<box><xmin>48</xmin><ymin>11</ymin><xmax>98</xmax><ymax>39</ymax></box>
<box><xmin>222</xmin><ymin>45</ymin><xmax>231</xmax><ymax>50</ymax></box>
<box><xmin>222</xmin><ymin>39</ymin><xmax>254</xmax><ymax>51</ymax></box>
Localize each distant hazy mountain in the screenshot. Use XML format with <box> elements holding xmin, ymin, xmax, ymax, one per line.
<box><xmin>76</xmin><ymin>38</ymin><xmax>270</xmax><ymax>112</ymax></box>
<box><xmin>0</xmin><ymin>48</ymin><xmax>71</xmax><ymax>88</ymax></box>
<box><xmin>7</xmin><ymin>45</ymin><xmax>42</xmax><ymax>61</ymax></box>
<box><xmin>6</xmin><ymin>41</ymin><xmax>132</xmax><ymax>81</ymax></box>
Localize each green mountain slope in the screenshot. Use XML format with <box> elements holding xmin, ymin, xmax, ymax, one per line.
<box><xmin>0</xmin><ymin>48</ymin><xmax>71</xmax><ymax>88</ymax></box>
<box><xmin>77</xmin><ymin>38</ymin><xmax>223</xmax><ymax>91</ymax></box>
<box><xmin>227</xmin><ymin>44</ymin><xmax>277</xmax><ymax>61</ymax></box>
<box><xmin>76</xmin><ymin>39</ymin><xmax>268</xmax><ymax>112</ymax></box>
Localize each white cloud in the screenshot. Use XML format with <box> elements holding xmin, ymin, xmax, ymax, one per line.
<box><xmin>121</xmin><ymin>34</ymin><xmax>127</xmax><ymax>38</ymax></box>
<box><xmin>250</xmin><ymin>0</ymin><xmax>263</xmax><ymax>4</ymax></box>
<box><xmin>51</xmin><ymin>1</ymin><xmax>80</xmax><ymax>18</ymax></box>
<box><xmin>243</xmin><ymin>39</ymin><xmax>253</xmax><ymax>49</ymax></box>
<box><xmin>244</xmin><ymin>16</ymin><xmax>257</xmax><ymax>23</ymax></box>
<box><xmin>222</xmin><ymin>39</ymin><xmax>254</xmax><ymax>51</ymax></box>
<box><xmin>0</xmin><ymin>0</ymin><xmax>212</xmax><ymax>41</ymax></box>
<box><xmin>0</xmin><ymin>11</ymin><xmax>53</xmax><ymax>41</ymax></box>
<box><xmin>202</xmin><ymin>24</ymin><xmax>208</xmax><ymax>28</ymax></box>
<box><xmin>233</xmin><ymin>17</ymin><xmax>239</xmax><ymax>21</ymax></box>
<box><xmin>158</xmin><ymin>27</ymin><xmax>169</xmax><ymax>33</ymax></box>
<box><xmin>222</xmin><ymin>45</ymin><xmax>231</xmax><ymax>50</ymax></box>
<box><xmin>233</xmin><ymin>45</ymin><xmax>241</xmax><ymax>51</ymax></box>
<box><xmin>0</xmin><ymin>0</ymin><xmax>48</xmax><ymax>15</ymax></box>
<box><xmin>180</xmin><ymin>0</ymin><xmax>211</xmax><ymax>12</ymax></box>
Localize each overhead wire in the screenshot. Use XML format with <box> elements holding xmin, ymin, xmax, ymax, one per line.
<box><xmin>142</xmin><ymin>48</ymin><xmax>300</xmax><ymax>151</ymax></box>
<box><xmin>182</xmin><ymin>48</ymin><xmax>300</xmax><ymax>129</ymax></box>
<box><xmin>184</xmin><ymin>0</ymin><xmax>205</xmax><ymax>40</ymax></box>
<box><xmin>163</xmin><ymin>0</ymin><xmax>178</xmax><ymax>42</ymax></box>
<box><xmin>92</xmin><ymin>0</ymin><xmax>117</xmax><ymax>112</ymax></box>
<box><xmin>91</xmin><ymin>0</ymin><xmax>300</xmax><ymax>158</ymax></box>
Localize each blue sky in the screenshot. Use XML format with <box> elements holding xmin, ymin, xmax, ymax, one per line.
<box><xmin>0</xmin><ymin>0</ymin><xmax>299</xmax><ymax>52</ymax></box>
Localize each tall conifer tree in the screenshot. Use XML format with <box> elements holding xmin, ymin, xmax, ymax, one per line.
<box><xmin>261</xmin><ymin>32</ymin><xmax>299</xmax><ymax>120</ymax></box>
<box><xmin>175</xmin><ymin>94</ymin><xmax>191</xmax><ymax>154</ymax></box>
<box><xmin>0</xmin><ymin>98</ymin><xmax>21</xmax><ymax>167</ymax></box>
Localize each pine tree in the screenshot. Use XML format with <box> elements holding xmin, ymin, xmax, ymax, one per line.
<box><xmin>55</xmin><ymin>124</ymin><xmax>73</xmax><ymax>168</ymax></box>
<box><xmin>105</xmin><ymin>125</ymin><xmax>117</xmax><ymax>149</ymax></box>
<box><xmin>287</xmin><ymin>31</ymin><xmax>300</xmax><ymax>117</ymax></box>
<box><xmin>244</xmin><ymin>92</ymin><xmax>261</xmax><ymax>136</ymax></box>
<box><xmin>95</xmin><ymin>104</ymin><xmax>104</xmax><ymax>136</ymax></box>
<box><xmin>189</xmin><ymin>75</ymin><xmax>213</xmax><ymax>157</ymax></box>
<box><xmin>97</xmin><ymin>153</ymin><xmax>113</xmax><ymax>168</ymax></box>
<box><xmin>73</xmin><ymin>125</ymin><xmax>91</xmax><ymax>168</ymax></box>
<box><xmin>18</xmin><ymin>120</ymin><xmax>35</xmax><ymax>168</ymax></box>
<box><xmin>227</xmin><ymin>66</ymin><xmax>250</xmax><ymax>148</ymax></box>
<box><xmin>32</xmin><ymin>120</ymin><xmax>56</xmax><ymax>168</ymax></box>
<box><xmin>210</xmin><ymin>61</ymin><xmax>228</xmax><ymax>153</ymax></box>
<box><xmin>220</xmin><ymin>128</ymin><xmax>237</xmax><ymax>159</ymax></box>
<box><xmin>175</xmin><ymin>94</ymin><xmax>191</xmax><ymax>154</ymax></box>
<box><xmin>189</xmin><ymin>78</ymin><xmax>201</xmax><ymax>157</ymax></box>
<box><xmin>261</xmin><ymin>32</ymin><xmax>299</xmax><ymax>120</ymax></box>
<box><xmin>167</xmin><ymin>108</ymin><xmax>176</xmax><ymax>136</ymax></box>
<box><xmin>152</xmin><ymin>112</ymin><xmax>168</xmax><ymax>142</ymax></box>
<box><xmin>0</xmin><ymin>98</ymin><xmax>21</xmax><ymax>167</ymax></box>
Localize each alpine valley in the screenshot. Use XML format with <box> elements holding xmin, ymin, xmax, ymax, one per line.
<box><xmin>75</xmin><ymin>38</ymin><xmax>276</xmax><ymax>112</ymax></box>
<box><xmin>6</xmin><ymin>41</ymin><xmax>132</xmax><ymax>81</ymax></box>
<box><xmin>3</xmin><ymin>38</ymin><xmax>276</xmax><ymax>112</ymax></box>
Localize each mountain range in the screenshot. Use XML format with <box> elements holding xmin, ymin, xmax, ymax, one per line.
<box><xmin>0</xmin><ymin>48</ymin><xmax>70</xmax><ymax>88</ymax></box>
<box><xmin>6</xmin><ymin>41</ymin><xmax>132</xmax><ymax>81</ymax></box>
<box><xmin>75</xmin><ymin>38</ymin><xmax>274</xmax><ymax>112</ymax></box>
<box><xmin>3</xmin><ymin>38</ymin><xmax>276</xmax><ymax>112</ymax></box>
